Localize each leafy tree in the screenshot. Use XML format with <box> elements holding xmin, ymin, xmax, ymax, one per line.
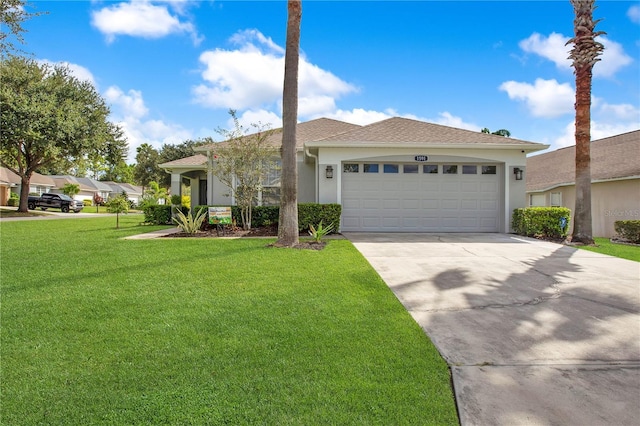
<box><xmin>0</xmin><ymin>57</ymin><xmax>126</xmax><ymax>212</ymax></box>
<box><xmin>133</xmin><ymin>143</ymin><xmax>161</xmax><ymax>190</ymax></box>
<box><xmin>0</xmin><ymin>0</ymin><xmax>46</xmax><ymax>57</ymax></box>
<box><xmin>158</xmin><ymin>138</ymin><xmax>210</xmax><ymax>188</ymax></box>
<box><xmin>567</xmin><ymin>0</ymin><xmax>604</xmax><ymax>245</ymax></box>
<box><xmin>481</xmin><ymin>128</ymin><xmax>511</xmax><ymax>137</ymax></box>
<box><xmin>210</xmin><ymin>110</ymin><xmax>277</xmax><ymax>230</ymax></box>
<box><xmin>277</xmin><ymin>0</ymin><xmax>302</xmax><ymax>247</ymax></box>
<box><xmin>101</xmin><ymin>160</ymin><xmax>135</xmax><ymax>183</ymax></box>
<box><xmin>145</xmin><ymin>180</ymin><xmax>168</xmax><ymax>204</ymax></box>
<box><xmin>62</xmin><ymin>183</ymin><xmax>80</xmax><ymax>197</ymax></box>
<box><xmin>106</xmin><ymin>195</ymin><xmax>129</xmax><ymax>229</ymax></box>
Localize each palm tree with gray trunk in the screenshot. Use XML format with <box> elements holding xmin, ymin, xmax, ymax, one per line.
<box><xmin>566</xmin><ymin>0</ymin><xmax>604</xmax><ymax>245</ymax></box>
<box><xmin>276</xmin><ymin>0</ymin><xmax>302</xmax><ymax>247</ymax></box>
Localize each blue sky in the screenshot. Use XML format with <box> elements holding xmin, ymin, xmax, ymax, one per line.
<box><xmin>21</xmin><ymin>0</ymin><xmax>640</xmax><ymax>162</ymax></box>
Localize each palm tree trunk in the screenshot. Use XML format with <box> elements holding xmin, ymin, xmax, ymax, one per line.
<box><xmin>567</xmin><ymin>0</ymin><xmax>603</xmax><ymax>245</ymax></box>
<box><xmin>276</xmin><ymin>0</ymin><xmax>302</xmax><ymax>247</ymax></box>
<box><xmin>572</xmin><ymin>66</ymin><xmax>593</xmax><ymax>244</ymax></box>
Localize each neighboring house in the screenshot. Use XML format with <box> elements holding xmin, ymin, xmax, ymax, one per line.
<box><xmin>103</xmin><ymin>181</ymin><xmax>144</xmax><ymax>205</ymax></box>
<box><xmin>0</xmin><ymin>167</ymin><xmax>56</xmax><ymax>205</ymax></box>
<box><xmin>50</xmin><ymin>176</ymin><xmax>112</xmax><ymax>202</ymax></box>
<box><xmin>526</xmin><ymin>130</ymin><xmax>640</xmax><ymax>238</ymax></box>
<box><xmin>160</xmin><ymin>117</ymin><xmax>547</xmax><ymax>233</ymax></box>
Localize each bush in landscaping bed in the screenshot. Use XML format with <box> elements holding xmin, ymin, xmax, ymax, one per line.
<box><xmin>512</xmin><ymin>207</ymin><xmax>571</xmax><ymax>239</ymax></box>
<box><xmin>614</xmin><ymin>220</ymin><xmax>640</xmax><ymax>243</ymax></box>
<box><xmin>143</xmin><ymin>205</ymin><xmax>188</xmax><ymax>225</ymax></box>
<box><xmin>83</xmin><ymin>199</ymin><xmax>93</xmax><ymax>207</ymax></box>
<box><xmin>298</xmin><ymin>203</ymin><xmax>341</xmax><ymax>233</ymax></box>
<box><xmin>195</xmin><ymin>203</ymin><xmax>342</xmax><ymax>232</ymax></box>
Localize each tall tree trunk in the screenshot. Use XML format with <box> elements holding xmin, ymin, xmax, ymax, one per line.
<box><xmin>567</xmin><ymin>0</ymin><xmax>604</xmax><ymax>245</ymax></box>
<box><xmin>572</xmin><ymin>65</ymin><xmax>593</xmax><ymax>244</ymax></box>
<box><xmin>277</xmin><ymin>0</ymin><xmax>301</xmax><ymax>247</ymax></box>
<box><xmin>18</xmin><ymin>172</ymin><xmax>32</xmax><ymax>213</ymax></box>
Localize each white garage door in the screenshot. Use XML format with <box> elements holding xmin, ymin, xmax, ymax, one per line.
<box><xmin>341</xmin><ymin>162</ymin><xmax>500</xmax><ymax>232</ymax></box>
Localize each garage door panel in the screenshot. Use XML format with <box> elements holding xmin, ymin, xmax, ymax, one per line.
<box><xmin>341</xmin><ymin>163</ymin><xmax>500</xmax><ymax>232</ymax></box>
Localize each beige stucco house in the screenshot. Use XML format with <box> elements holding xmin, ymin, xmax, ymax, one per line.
<box><xmin>526</xmin><ymin>130</ymin><xmax>640</xmax><ymax>238</ymax></box>
<box><xmin>0</xmin><ymin>167</ymin><xmax>56</xmax><ymax>205</ymax></box>
<box><xmin>160</xmin><ymin>117</ymin><xmax>547</xmax><ymax>233</ymax></box>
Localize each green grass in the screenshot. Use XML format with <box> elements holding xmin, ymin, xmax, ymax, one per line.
<box><xmin>0</xmin><ymin>216</ymin><xmax>457</xmax><ymax>425</ymax></box>
<box><xmin>577</xmin><ymin>237</ymin><xmax>640</xmax><ymax>262</ymax></box>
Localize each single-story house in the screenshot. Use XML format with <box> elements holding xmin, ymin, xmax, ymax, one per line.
<box><xmin>0</xmin><ymin>167</ymin><xmax>56</xmax><ymax>205</ymax></box>
<box><xmin>49</xmin><ymin>176</ymin><xmax>113</xmax><ymax>203</ymax></box>
<box><xmin>103</xmin><ymin>181</ymin><xmax>144</xmax><ymax>205</ymax></box>
<box><xmin>160</xmin><ymin>117</ymin><xmax>548</xmax><ymax>233</ymax></box>
<box><xmin>526</xmin><ymin>130</ymin><xmax>640</xmax><ymax>238</ymax></box>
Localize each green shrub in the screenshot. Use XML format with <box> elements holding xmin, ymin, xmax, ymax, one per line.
<box><xmin>170</xmin><ymin>194</ymin><xmax>182</xmax><ymax>205</ymax></box>
<box><xmin>195</xmin><ymin>203</ymin><xmax>342</xmax><ymax>232</ymax></box>
<box><xmin>512</xmin><ymin>207</ymin><xmax>571</xmax><ymax>239</ymax></box>
<box><xmin>298</xmin><ymin>203</ymin><xmax>341</xmax><ymax>233</ymax></box>
<box><xmin>143</xmin><ymin>205</ymin><xmax>188</xmax><ymax>225</ymax></box>
<box><xmin>83</xmin><ymin>199</ymin><xmax>93</xmax><ymax>207</ymax></box>
<box><xmin>614</xmin><ymin>220</ymin><xmax>640</xmax><ymax>243</ymax></box>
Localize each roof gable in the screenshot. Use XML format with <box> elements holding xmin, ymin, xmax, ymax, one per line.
<box><xmin>311</xmin><ymin>117</ymin><xmax>545</xmax><ymax>148</ymax></box>
<box><xmin>526</xmin><ymin>130</ymin><xmax>640</xmax><ymax>192</ymax></box>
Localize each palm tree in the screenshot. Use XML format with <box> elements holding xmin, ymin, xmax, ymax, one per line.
<box><xmin>276</xmin><ymin>0</ymin><xmax>302</xmax><ymax>247</ymax></box>
<box><xmin>566</xmin><ymin>0</ymin><xmax>604</xmax><ymax>245</ymax></box>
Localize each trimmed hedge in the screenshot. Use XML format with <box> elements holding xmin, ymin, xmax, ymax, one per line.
<box><xmin>143</xmin><ymin>205</ymin><xmax>189</xmax><ymax>225</ymax></box>
<box><xmin>512</xmin><ymin>207</ymin><xmax>571</xmax><ymax>239</ymax></box>
<box><xmin>614</xmin><ymin>220</ymin><xmax>640</xmax><ymax>243</ymax></box>
<box><xmin>195</xmin><ymin>203</ymin><xmax>342</xmax><ymax>232</ymax></box>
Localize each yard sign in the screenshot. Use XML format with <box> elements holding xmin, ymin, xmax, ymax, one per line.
<box><xmin>208</xmin><ymin>207</ymin><xmax>232</xmax><ymax>225</ymax></box>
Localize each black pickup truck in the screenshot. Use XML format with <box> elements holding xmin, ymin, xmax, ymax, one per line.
<box><xmin>28</xmin><ymin>193</ymin><xmax>84</xmax><ymax>213</ymax></box>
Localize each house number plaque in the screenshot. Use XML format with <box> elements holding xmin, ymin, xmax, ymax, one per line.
<box><xmin>414</xmin><ymin>155</ymin><xmax>429</xmax><ymax>162</ymax></box>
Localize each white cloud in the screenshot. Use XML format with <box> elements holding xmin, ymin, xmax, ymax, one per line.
<box><xmin>193</xmin><ymin>29</ymin><xmax>357</xmax><ymax>114</ymax></box>
<box><xmin>595</xmin><ymin>37</ymin><xmax>633</xmax><ymax>78</ymax></box>
<box><xmin>234</xmin><ymin>109</ymin><xmax>283</xmax><ymax>131</ymax></box>
<box><xmin>628</xmin><ymin>5</ymin><xmax>640</xmax><ymax>24</ymax></box>
<box><xmin>499</xmin><ymin>78</ymin><xmax>574</xmax><ymax>118</ymax></box>
<box><xmin>38</xmin><ymin>60</ymin><xmax>96</xmax><ymax>87</ymax></box>
<box><xmin>321</xmin><ymin>108</ymin><xmax>396</xmax><ymax>125</ymax></box>
<box><xmin>91</xmin><ymin>1</ymin><xmax>202</xmax><ymax>44</ymax></box>
<box><xmin>104</xmin><ymin>85</ymin><xmax>192</xmax><ymax>161</ymax></box>
<box><xmin>518</xmin><ymin>33</ymin><xmax>632</xmax><ymax>78</ymax></box>
<box><xmin>519</xmin><ymin>32</ymin><xmax>571</xmax><ymax>70</ymax></box>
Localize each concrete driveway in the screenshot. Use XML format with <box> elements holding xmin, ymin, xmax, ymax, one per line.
<box><xmin>345</xmin><ymin>233</ymin><xmax>640</xmax><ymax>426</ymax></box>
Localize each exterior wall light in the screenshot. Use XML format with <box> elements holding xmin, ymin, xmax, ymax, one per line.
<box><xmin>325</xmin><ymin>165</ymin><xmax>334</xmax><ymax>179</ymax></box>
<box><xmin>514</xmin><ymin>167</ymin><xmax>523</xmax><ymax>181</ymax></box>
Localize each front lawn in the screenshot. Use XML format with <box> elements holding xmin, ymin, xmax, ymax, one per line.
<box><xmin>0</xmin><ymin>216</ymin><xmax>457</xmax><ymax>425</ymax></box>
<box><xmin>577</xmin><ymin>237</ymin><xmax>640</xmax><ymax>262</ymax></box>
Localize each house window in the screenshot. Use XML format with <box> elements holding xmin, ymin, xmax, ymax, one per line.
<box><xmin>482</xmin><ymin>165</ymin><xmax>497</xmax><ymax>175</ymax></box>
<box><xmin>260</xmin><ymin>159</ymin><xmax>281</xmax><ymax>205</ymax></box>
<box><xmin>550</xmin><ymin>192</ymin><xmax>562</xmax><ymax>207</ymax></box>
<box><xmin>364</xmin><ymin>164</ymin><xmax>379</xmax><ymax>173</ymax></box>
<box><xmin>344</xmin><ymin>163</ymin><xmax>359</xmax><ymax>173</ymax></box>
<box><xmin>383</xmin><ymin>164</ymin><xmax>399</xmax><ymax>173</ymax></box>
<box><xmin>529</xmin><ymin>194</ymin><xmax>545</xmax><ymax>207</ymax></box>
<box><xmin>403</xmin><ymin>164</ymin><xmax>419</xmax><ymax>174</ymax></box>
<box><xmin>423</xmin><ymin>165</ymin><xmax>438</xmax><ymax>174</ymax></box>
<box><xmin>462</xmin><ymin>165</ymin><xmax>477</xmax><ymax>174</ymax></box>
<box><xmin>443</xmin><ymin>165</ymin><xmax>458</xmax><ymax>174</ymax></box>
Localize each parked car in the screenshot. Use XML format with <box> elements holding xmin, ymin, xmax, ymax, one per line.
<box><xmin>27</xmin><ymin>193</ymin><xmax>84</xmax><ymax>213</ymax></box>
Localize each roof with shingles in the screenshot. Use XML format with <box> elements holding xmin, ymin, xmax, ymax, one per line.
<box><xmin>195</xmin><ymin>118</ymin><xmax>362</xmax><ymax>151</ymax></box>
<box><xmin>310</xmin><ymin>117</ymin><xmax>545</xmax><ymax>148</ymax></box>
<box><xmin>0</xmin><ymin>167</ymin><xmax>56</xmax><ymax>187</ymax></box>
<box><xmin>526</xmin><ymin>130</ymin><xmax>640</xmax><ymax>192</ymax></box>
<box><xmin>158</xmin><ymin>154</ymin><xmax>207</xmax><ymax>168</ymax></box>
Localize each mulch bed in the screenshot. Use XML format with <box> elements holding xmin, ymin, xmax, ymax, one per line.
<box><xmin>163</xmin><ymin>225</ymin><xmax>327</xmax><ymax>250</ymax></box>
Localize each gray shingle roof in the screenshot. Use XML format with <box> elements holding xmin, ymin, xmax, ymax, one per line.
<box><xmin>159</xmin><ymin>154</ymin><xmax>208</xmax><ymax>168</ymax></box>
<box><xmin>0</xmin><ymin>167</ymin><xmax>56</xmax><ymax>187</ymax></box>
<box><xmin>195</xmin><ymin>118</ymin><xmax>362</xmax><ymax>151</ymax></box>
<box><xmin>309</xmin><ymin>117</ymin><xmax>545</xmax><ymax>149</ymax></box>
<box><xmin>526</xmin><ymin>130</ymin><xmax>640</xmax><ymax>192</ymax></box>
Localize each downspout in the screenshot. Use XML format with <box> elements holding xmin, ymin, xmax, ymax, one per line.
<box><xmin>305</xmin><ymin>148</ymin><xmax>319</xmax><ymax>203</ymax></box>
